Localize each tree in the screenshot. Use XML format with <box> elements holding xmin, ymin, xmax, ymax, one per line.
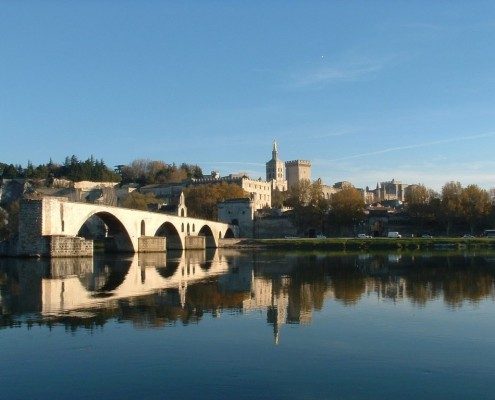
<box><xmin>271</xmin><ymin>188</ymin><xmax>287</xmax><ymax>209</ymax></box>
<box><xmin>460</xmin><ymin>184</ymin><xmax>491</xmax><ymax>234</ymax></box>
<box><xmin>328</xmin><ymin>187</ymin><xmax>365</xmax><ymax>236</ymax></box>
<box><xmin>286</xmin><ymin>180</ymin><xmax>329</xmax><ymax>235</ymax></box>
<box><xmin>120</xmin><ymin>159</ymin><xmax>203</xmax><ymax>185</ymax></box>
<box><xmin>180</xmin><ymin>163</ymin><xmax>203</xmax><ymax>179</ymax></box>
<box><xmin>441</xmin><ymin>181</ymin><xmax>463</xmax><ymax>235</ymax></box>
<box><xmin>120</xmin><ymin>192</ymin><xmax>161</xmax><ymax>211</ymax></box>
<box><xmin>285</xmin><ymin>179</ymin><xmax>312</xmax><ymax>207</ymax></box>
<box><xmin>1</xmin><ymin>164</ymin><xmax>20</xmax><ymax>179</ymax></box>
<box><xmin>405</xmin><ymin>184</ymin><xmax>435</xmax><ymax>232</ymax></box>
<box><xmin>184</xmin><ymin>183</ymin><xmax>247</xmax><ymax>220</ymax></box>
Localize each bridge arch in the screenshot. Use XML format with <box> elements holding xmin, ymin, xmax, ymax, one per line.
<box><xmin>72</xmin><ymin>257</ymin><xmax>133</xmax><ymax>298</ymax></box>
<box><xmin>77</xmin><ymin>211</ymin><xmax>134</xmax><ymax>253</ymax></box>
<box><xmin>155</xmin><ymin>222</ymin><xmax>184</xmax><ymax>250</ymax></box>
<box><xmin>156</xmin><ymin>255</ymin><xmax>181</xmax><ymax>278</ymax></box>
<box><xmin>224</xmin><ymin>227</ymin><xmax>235</xmax><ymax>238</ymax></box>
<box><xmin>198</xmin><ymin>225</ymin><xmax>217</xmax><ymax>248</ymax></box>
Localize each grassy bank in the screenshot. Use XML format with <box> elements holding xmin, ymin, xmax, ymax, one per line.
<box><xmin>226</xmin><ymin>237</ymin><xmax>495</xmax><ymax>251</ymax></box>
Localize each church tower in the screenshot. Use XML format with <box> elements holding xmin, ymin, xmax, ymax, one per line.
<box><xmin>265</xmin><ymin>141</ymin><xmax>287</xmax><ymax>192</ymax></box>
<box><xmin>266</xmin><ymin>141</ymin><xmax>285</xmax><ymax>181</ymax></box>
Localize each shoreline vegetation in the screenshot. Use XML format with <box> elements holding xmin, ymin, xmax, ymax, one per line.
<box><xmin>220</xmin><ymin>237</ymin><xmax>495</xmax><ymax>251</ymax></box>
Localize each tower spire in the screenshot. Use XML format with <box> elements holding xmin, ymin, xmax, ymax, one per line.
<box><xmin>272</xmin><ymin>140</ymin><xmax>278</xmax><ymax>160</ymax></box>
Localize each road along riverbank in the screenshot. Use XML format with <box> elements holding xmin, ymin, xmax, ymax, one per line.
<box><xmin>219</xmin><ymin>237</ymin><xmax>495</xmax><ymax>251</ymax></box>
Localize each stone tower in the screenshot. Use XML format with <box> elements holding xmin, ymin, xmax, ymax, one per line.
<box><xmin>266</xmin><ymin>141</ymin><xmax>287</xmax><ymax>192</ymax></box>
<box><xmin>285</xmin><ymin>160</ymin><xmax>312</xmax><ymax>189</ymax></box>
<box><xmin>266</xmin><ymin>141</ymin><xmax>285</xmax><ymax>181</ymax></box>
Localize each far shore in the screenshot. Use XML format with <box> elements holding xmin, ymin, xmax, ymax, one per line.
<box><xmin>219</xmin><ymin>237</ymin><xmax>495</xmax><ymax>251</ymax></box>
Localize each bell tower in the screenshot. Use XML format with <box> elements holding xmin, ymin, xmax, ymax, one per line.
<box><xmin>266</xmin><ymin>140</ymin><xmax>287</xmax><ymax>193</ymax></box>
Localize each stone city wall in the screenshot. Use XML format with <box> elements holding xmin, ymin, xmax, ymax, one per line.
<box><xmin>254</xmin><ymin>216</ymin><xmax>297</xmax><ymax>239</ymax></box>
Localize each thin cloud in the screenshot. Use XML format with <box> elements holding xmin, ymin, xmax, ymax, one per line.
<box><xmin>320</xmin><ymin>132</ymin><xmax>495</xmax><ymax>163</ymax></box>
<box><xmin>304</xmin><ymin>130</ymin><xmax>351</xmax><ymax>140</ymax></box>
<box><xmin>291</xmin><ymin>64</ymin><xmax>381</xmax><ymax>88</ymax></box>
<box><xmin>199</xmin><ymin>161</ymin><xmax>265</xmax><ymax>167</ymax></box>
<box><xmin>288</xmin><ymin>56</ymin><xmax>394</xmax><ymax>89</ymax></box>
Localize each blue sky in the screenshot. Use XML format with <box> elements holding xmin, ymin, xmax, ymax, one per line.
<box><xmin>1</xmin><ymin>1</ymin><xmax>495</xmax><ymax>190</ymax></box>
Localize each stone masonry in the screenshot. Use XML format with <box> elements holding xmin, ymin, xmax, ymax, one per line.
<box><xmin>13</xmin><ymin>197</ymin><xmax>234</xmax><ymax>257</ymax></box>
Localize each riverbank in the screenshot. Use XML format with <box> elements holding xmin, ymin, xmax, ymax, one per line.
<box><xmin>219</xmin><ymin>237</ymin><xmax>495</xmax><ymax>251</ymax></box>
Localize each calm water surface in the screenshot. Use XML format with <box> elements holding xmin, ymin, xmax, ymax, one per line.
<box><xmin>1</xmin><ymin>249</ymin><xmax>495</xmax><ymax>399</ymax></box>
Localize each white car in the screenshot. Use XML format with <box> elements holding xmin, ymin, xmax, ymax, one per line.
<box><xmin>387</xmin><ymin>232</ymin><xmax>402</xmax><ymax>238</ymax></box>
<box><xmin>357</xmin><ymin>234</ymin><xmax>372</xmax><ymax>239</ymax></box>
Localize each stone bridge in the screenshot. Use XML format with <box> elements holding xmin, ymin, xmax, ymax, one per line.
<box><xmin>16</xmin><ymin>197</ymin><xmax>236</xmax><ymax>257</ymax></box>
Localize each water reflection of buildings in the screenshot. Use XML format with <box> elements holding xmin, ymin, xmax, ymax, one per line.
<box><xmin>2</xmin><ymin>251</ymin><xmax>495</xmax><ymax>341</ymax></box>
<box><xmin>243</xmin><ymin>274</ymin><xmax>313</xmax><ymax>344</ymax></box>
<box><xmin>364</xmin><ymin>277</ymin><xmax>408</xmax><ymax>302</ymax></box>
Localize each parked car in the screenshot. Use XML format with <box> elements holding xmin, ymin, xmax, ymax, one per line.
<box><xmin>421</xmin><ymin>234</ymin><xmax>433</xmax><ymax>238</ymax></box>
<box><xmin>357</xmin><ymin>233</ymin><xmax>372</xmax><ymax>239</ymax></box>
<box><xmin>316</xmin><ymin>234</ymin><xmax>326</xmax><ymax>239</ymax></box>
<box><xmin>387</xmin><ymin>232</ymin><xmax>402</xmax><ymax>238</ymax></box>
<box><xmin>462</xmin><ymin>234</ymin><xmax>475</xmax><ymax>239</ymax></box>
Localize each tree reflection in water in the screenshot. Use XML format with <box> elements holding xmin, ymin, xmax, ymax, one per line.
<box><xmin>1</xmin><ymin>250</ymin><xmax>495</xmax><ymax>333</ymax></box>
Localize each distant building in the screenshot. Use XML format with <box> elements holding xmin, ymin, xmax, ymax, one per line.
<box><xmin>362</xmin><ymin>179</ymin><xmax>409</xmax><ymax>204</ymax></box>
<box><xmin>266</xmin><ymin>141</ymin><xmax>288</xmax><ymax>193</ymax></box>
<box><xmin>333</xmin><ymin>181</ymin><xmax>354</xmax><ymax>190</ymax></box>
<box><xmin>316</xmin><ymin>179</ymin><xmax>338</xmax><ymax>200</ymax></box>
<box><xmin>189</xmin><ymin>173</ymin><xmax>271</xmax><ymax>210</ymax></box>
<box><xmin>285</xmin><ymin>160</ymin><xmax>311</xmax><ymax>189</ymax></box>
<box><xmin>217</xmin><ymin>197</ymin><xmax>254</xmax><ymax>237</ymax></box>
<box><xmin>73</xmin><ymin>181</ymin><xmax>119</xmax><ymax>190</ymax></box>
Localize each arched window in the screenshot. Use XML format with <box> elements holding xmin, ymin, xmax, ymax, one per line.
<box><xmin>187</xmin><ymin>223</ymin><xmax>190</xmax><ymax>235</ymax></box>
<box><xmin>181</xmin><ymin>223</ymin><xmax>184</xmax><ymax>232</ymax></box>
<box><xmin>181</xmin><ymin>208</ymin><xmax>185</xmax><ymax>217</ymax></box>
<box><xmin>141</xmin><ymin>220</ymin><xmax>146</xmax><ymax>236</ymax></box>
<box><xmin>192</xmin><ymin>224</ymin><xmax>195</xmax><ymax>232</ymax></box>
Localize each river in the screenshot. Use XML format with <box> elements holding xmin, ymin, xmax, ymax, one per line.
<box><xmin>1</xmin><ymin>249</ymin><xmax>495</xmax><ymax>399</ymax></box>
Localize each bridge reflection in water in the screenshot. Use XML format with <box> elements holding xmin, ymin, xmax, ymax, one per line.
<box><xmin>2</xmin><ymin>251</ymin><xmax>495</xmax><ymax>343</ymax></box>
<box><xmin>42</xmin><ymin>250</ymin><xmax>230</xmax><ymax>314</ymax></box>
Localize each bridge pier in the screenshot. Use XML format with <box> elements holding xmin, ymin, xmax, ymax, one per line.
<box><xmin>184</xmin><ymin>236</ymin><xmax>206</xmax><ymax>250</ymax></box>
<box><xmin>138</xmin><ymin>236</ymin><xmax>166</xmax><ymax>253</ymax></box>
